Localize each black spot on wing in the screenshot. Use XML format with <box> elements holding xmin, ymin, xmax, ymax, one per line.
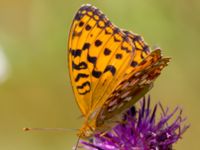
<box><xmin>104</xmin><ymin>65</ymin><xmax>116</xmax><ymax>76</ymax></box>
<box><xmin>97</xmin><ymin>20</ymin><xmax>106</xmax><ymax>29</ymax></box>
<box><xmin>74</xmin><ymin>9</ymin><xmax>85</xmax><ymax>21</ymax></box>
<box><xmin>72</xmin><ymin>61</ymin><xmax>88</xmax><ymax>70</ymax></box>
<box><xmin>121</xmin><ymin>45</ymin><xmax>132</xmax><ymax>53</ymax></box>
<box><xmin>113</xmin><ymin>28</ymin><xmax>120</xmax><ymax>34</ymax></box>
<box><xmin>131</xmin><ymin>61</ymin><xmax>138</xmax><ymax>67</ymax></box>
<box><xmin>77</xmin><ymin>81</ymin><xmax>91</xmax><ymax>95</ymax></box>
<box><xmin>99</xmin><ymin>13</ymin><xmax>106</xmax><ymax>20</ymax></box>
<box><xmin>132</xmin><ymin>35</ymin><xmax>142</xmax><ymax>42</ymax></box>
<box><xmin>77</xmin><ymin>81</ymin><xmax>90</xmax><ymax>89</ymax></box>
<box><xmin>143</xmin><ymin>45</ymin><xmax>149</xmax><ymax>52</ymax></box>
<box><xmin>114</xmin><ymin>36</ymin><xmax>121</xmax><ymax>42</ymax></box>
<box><xmin>131</xmin><ymin>35</ymin><xmax>150</xmax><ymax>52</ymax></box>
<box><xmin>70</xmin><ymin>49</ymin><xmax>82</xmax><ymax>57</ymax></box>
<box><xmin>141</xmin><ymin>53</ymin><xmax>144</xmax><ymax>59</ymax></box>
<box><xmin>85</xmin><ymin>24</ymin><xmax>91</xmax><ymax>31</ymax></box>
<box><xmin>75</xmin><ymin>73</ymin><xmax>89</xmax><ymax>82</ymax></box>
<box><xmin>78</xmin><ymin>90</ymin><xmax>90</xmax><ymax>95</ymax></box>
<box><xmin>116</xmin><ymin>53</ymin><xmax>122</xmax><ymax>59</ymax></box>
<box><xmin>79</xmin><ymin>21</ymin><xmax>84</xmax><ymax>27</ymax></box>
<box><xmin>74</xmin><ymin>13</ymin><xmax>83</xmax><ymax>21</ymax></box>
<box><xmin>87</xmin><ymin>54</ymin><xmax>97</xmax><ymax>65</ymax></box>
<box><xmin>104</xmin><ymin>48</ymin><xmax>111</xmax><ymax>56</ymax></box>
<box><xmin>82</xmin><ymin>43</ymin><xmax>90</xmax><ymax>50</ymax></box>
<box><xmin>95</xmin><ymin>40</ymin><xmax>102</xmax><ymax>47</ymax></box>
<box><xmin>92</xmin><ymin>70</ymin><xmax>102</xmax><ymax>78</ymax></box>
<box><xmin>105</xmin><ymin>29</ymin><xmax>112</xmax><ymax>35</ymax></box>
<box><xmin>72</xmin><ymin>31</ymin><xmax>82</xmax><ymax>37</ymax></box>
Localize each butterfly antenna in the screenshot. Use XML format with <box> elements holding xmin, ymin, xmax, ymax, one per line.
<box><xmin>23</xmin><ymin>127</ymin><xmax>77</xmax><ymax>132</ymax></box>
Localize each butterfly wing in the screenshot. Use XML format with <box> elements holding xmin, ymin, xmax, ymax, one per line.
<box><xmin>95</xmin><ymin>32</ymin><xmax>170</xmax><ymax>127</ymax></box>
<box><xmin>93</xmin><ymin>30</ymin><xmax>152</xmax><ymax>106</ymax></box>
<box><xmin>68</xmin><ymin>4</ymin><xmax>135</xmax><ymax>117</ymax></box>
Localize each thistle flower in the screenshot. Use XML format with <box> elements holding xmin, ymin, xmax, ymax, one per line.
<box><xmin>80</xmin><ymin>96</ymin><xmax>189</xmax><ymax>150</ymax></box>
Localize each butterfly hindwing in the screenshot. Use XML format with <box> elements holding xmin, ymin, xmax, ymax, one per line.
<box><xmin>96</xmin><ymin>49</ymin><xmax>170</xmax><ymax>127</ymax></box>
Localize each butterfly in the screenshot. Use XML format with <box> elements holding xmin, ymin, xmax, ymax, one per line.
<box><xmin>68</xmin><ymin>4</ymin><xmax>170</xmax><ymax>138</ymax></box>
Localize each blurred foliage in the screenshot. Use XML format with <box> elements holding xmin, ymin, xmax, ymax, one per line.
<box><xmin>0</xmin><ymin>0</ymin><xmax>199</xmax><ymax>149</ymax></box>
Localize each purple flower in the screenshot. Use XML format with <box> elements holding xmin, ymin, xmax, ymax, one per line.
<box><xmin>80</xmin><ymin>96</ymin><xmax>189</xmax><ymax>150</ymax></box>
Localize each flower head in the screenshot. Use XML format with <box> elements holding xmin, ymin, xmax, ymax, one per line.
<box><xmin>80</xmin><ymin>96</ymin><xmax>189</xmax><ymax>150</ymax></box>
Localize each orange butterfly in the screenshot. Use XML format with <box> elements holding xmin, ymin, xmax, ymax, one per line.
<box><xmin>68</xmin><ymin>4</ymin><xmax>170</xmax><ymax>139</ymax></box>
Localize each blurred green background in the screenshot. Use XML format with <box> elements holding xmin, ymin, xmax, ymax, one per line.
<box><xmin>0</xmin><ymin>0</ymin><xmax>199</xmax><ymax>149</ymax></box>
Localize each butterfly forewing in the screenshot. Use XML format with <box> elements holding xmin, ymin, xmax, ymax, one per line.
<box><xmin>68</xmin><ymin>4</ymin><xmax>135</xmax><ymax>117</ymax></box>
